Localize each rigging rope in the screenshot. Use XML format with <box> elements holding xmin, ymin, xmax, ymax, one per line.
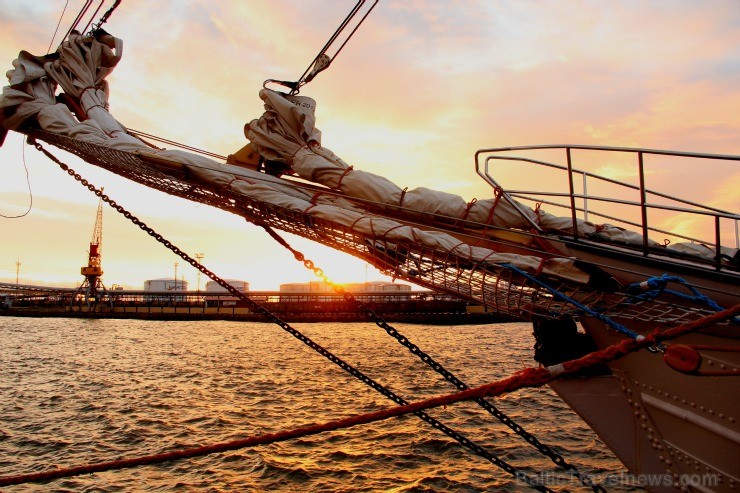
<box><xmin>46</xmin><ymin>0</ymin><xmax>71</xmax><ymax>54</ymax></box>
<box><xmin>628</xmin><ymin>274</ymin><xmax>737</xmax><ymax>321</ymax></box>
<box><xmin>91</xmin><ymin>0</ymin><xmax>122</xmax><ymax>33</ymax></box>
<box><xmin>28</xmin><ymin>137</ymin><xmax>555</xmax><ymax>492</ymax></box>
<box><xmin>265</xmin><ymin>0</ymin><xmax>378</xmax><ymax>94</ymax></box>
<box><xmin>78</xmin><ymin>0</ymin><xmax>107</xmax><ymax>34</ymax></box>
<box><xmin>3</xmin><ymin>303</ymin><xmax>737</xmax><ymax>488</ymax></box>
<box><xmin>261</xmin><ymin>224</ymin><xmax>606</xmax><ymax>492</ymax></box>
<box><xmin>58</xmin><ymin>0</ymin><xmax>121</xmax><ymax>44</ymax></box>
<box><xmin>61</xmin><ymin>0</ymin><xmax>94</xmax><ymax>41</ymax></box>
<box><xmin>127</xmin><ymin>128</ymin><xmax>227</xmax><ymax>160</ymax></box>
<box><xmin>0</xmin><ymin>137</ymin><xmax>33</xmax><ymax>219</ymax></box>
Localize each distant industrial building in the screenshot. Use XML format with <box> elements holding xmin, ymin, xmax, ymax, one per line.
<box><xmin>279</xmin><ymin>281</ymin><xmax>332</xmax><ymax>293</ymax></box>
<box><xmin>144</xmin><ymin>278</ymin><xmax>189</xmax><ymax>291</ymax></box>
<box><xmin>205</xmin><ymin>280</ymin><xmax>250</xmax><ymax>293</ymax></box>
<box><xmin>279</xmin><ymin>281</ymin><xmax>410</xmax><ymax>292</ymax></box>
<box><xmin>278</xmin><ymin>281</ymin><xmax>412</xmax><ymax>303</ymax></box>
<box><xmin>346</xmin><ymin>281</ymin><xmax>411</xmax><ymax>292</ymax></box>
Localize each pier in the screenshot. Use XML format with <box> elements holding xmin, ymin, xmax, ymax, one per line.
<box><xmin>0</xmin><ymin>283</ymin><xmax>505</xmax><ymax>324</ymax></box>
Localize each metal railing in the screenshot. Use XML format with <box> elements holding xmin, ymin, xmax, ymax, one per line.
<box><xmin>475</xmin><ymin>145</ymin><xmax>740</xmax><ymax>270</ymax></box>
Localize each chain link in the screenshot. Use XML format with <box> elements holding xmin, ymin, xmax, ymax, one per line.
<box><xmin>264</xmin><ymin>224</ymin><xmax>606</xmax><ymax>492</ymax></box>
<box><xmin>32</xmin><ymin>138</ymin><xmax>555</xmax><ymax>492</ymax></box>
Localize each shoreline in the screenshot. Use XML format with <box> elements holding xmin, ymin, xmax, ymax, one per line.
<box><xmin>0</xmin><ymin>307</ymin><xmax>511</xmax><ymax>325</ymax></box>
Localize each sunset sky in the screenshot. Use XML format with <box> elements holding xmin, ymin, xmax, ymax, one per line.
<box><xmin>1</xmin><ymin>0</ymin><xmax>738</xmax><ymax>290</ymax></box>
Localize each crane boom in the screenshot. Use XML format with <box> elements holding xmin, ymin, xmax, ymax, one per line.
<box><xmin>81</xmin><ymin>191</ymin><xmax>103</xmax><ymax>277</ymax></box>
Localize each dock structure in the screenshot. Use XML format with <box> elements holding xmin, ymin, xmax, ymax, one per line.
<box><xmin>0</xmin><ymin>283</ymin><xmax>503</xmax><ymax>324</ymax></box>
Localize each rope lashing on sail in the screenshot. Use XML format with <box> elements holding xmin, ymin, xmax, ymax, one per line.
<box><xmin>261</xmin><ymin>224</ymin><xmax>607</xmax><ymax>492</ymax></box>
<box><xmin>29</xmin><ymin>138</ymin><xmax>554</xmax><ymax>493</ymax></box>
<box><xmin>336</xmin><ymin>165</ymin><xmax>354</xmax><ymax>188</ymax></box>
<box><xmin>482</xmin><ymin>187</ymin><xmax>505</xmax><ymax>235</ymax></box>
<box><xmin>460</xmin><ymin>198</ymin><xmax>477</xmax><ymax>220</ymax></box>
<box><xmin>3</xmin><ymin>303</ymin><xmax>737</xmax><ymax>489</ymax></box>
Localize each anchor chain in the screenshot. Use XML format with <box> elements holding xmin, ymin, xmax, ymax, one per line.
<box><xmin>30</xmin><ymin>137</ymin><xmax>554</xmax><ymax>492</ymax></box>
<box><xmin>262</xmin><ymin>224</ymin><xmax>606</xmax><ymax>492</ymax></box>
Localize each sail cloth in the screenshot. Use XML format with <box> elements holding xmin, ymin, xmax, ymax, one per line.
<box><xmin>246</xmin><ymin>89</ymin><xmax>739</xmax><ymax>263</ymax></box>
<box><xmin>1</xmin><ymin>51</ymin><xmax>57</xmax><ymax>131</ymax></box>
<box><xmin>247</xmin><ymin>89</ymin><xmax>539</xmax><ymax>230</ymax></box>
<box><xmin>247</xmin><ymin>89</ymin><xmax>649</xmax><ymax>238</ymax></box>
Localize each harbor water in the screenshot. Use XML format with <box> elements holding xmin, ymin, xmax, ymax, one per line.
<box><xmin>0</xmin><ymin>317</ymin><xmax>639</xmax><ymax>492</ymax></box>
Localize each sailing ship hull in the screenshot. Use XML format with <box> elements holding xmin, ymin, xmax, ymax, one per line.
<box><xmin>552</xmin><ymin>316</ymin><xmax>739</xmax><ymax>492</ymax></box>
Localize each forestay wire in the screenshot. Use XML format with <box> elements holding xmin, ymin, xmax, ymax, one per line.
<box><xmin>52</xmin><ymin>0</ymin><xmax>122</xmax><ymax>51</ymax></box>
<box><xmin>264</xmin><ymin>0</ymin><xmax>379</xmax><ymax>95</ymax></box>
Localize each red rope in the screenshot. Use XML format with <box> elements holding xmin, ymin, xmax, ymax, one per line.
<box><xmin>533</xmin><ymin>202</ymin><xmax>542</xmax><ymax>225</ymax></box>
<box><xmin>224</xmin><ymin>176</ymin><xmax>255</xmax><ymax>191</ymax></box>
<box><xmin>2</xmin><ymin>304</ymin><xmax>737</xmax><ymax>487</ymax></box>
<box><xmin>309</xmin><ymin>191</ymin><xmax>324</xmax><ymax>205</ymax></box>
<box><xmin>288</xmin><ymin>143</ymin><xmax>309</xmax><ymax>163</ymax></box>
<box><xmin>482</xmin><ymin>187</ymin><xmax>504</xmax><ymax>234</ymax></box>
<box><xmin>399</xmin><ymin>187</ymin><xmax>408</xmax><ymax>207</ymax></box>
<box><xmin>461</xmin><ymin>198</ymin><xmax>477</xmax><ymax>220</ymax></box>
<box><xmin>336</xmin><ymin>165</ymin><xmax>354</xmax><ymax>188</ymax></box>
<box><xmin>535</xmin><ymin>257</ymin><xmax>545</xmax><ymax>276</ymax></box>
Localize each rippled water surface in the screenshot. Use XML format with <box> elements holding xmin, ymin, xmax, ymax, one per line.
<box><xmin>0</xmin><ymin>317</ymin><xmax>637</xmax><ymax>492</ymax></box>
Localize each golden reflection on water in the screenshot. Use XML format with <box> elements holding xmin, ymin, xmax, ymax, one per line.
<box><xmin>0</xmin><ymin>318</ymin><xmax>635</xmax><ymax>492</ymax></box>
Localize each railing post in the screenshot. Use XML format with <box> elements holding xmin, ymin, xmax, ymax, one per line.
<box><xmin>637</xmin><ymin>151</ymin><xmax>649</xmax><ymax>255</ymax></box>
<box><xmin>566</xmin><ymin>147</ymin><xmax>578</xmax><ymax>240</ymax></box>
<box><xmin>582</xmin><ymin>172</ymin><xmax>589</xmax><ymax>222</ymax></box>
<box><xmin>715</xmin><ymin>216</ymin><xmax>722</xmax><ymax>271</ymax></box>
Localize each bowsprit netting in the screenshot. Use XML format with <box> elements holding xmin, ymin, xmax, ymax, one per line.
<box><xmin>30</xmin><ymin>131</ymin><xmax>723</xmax><ymax>328</ymax></box>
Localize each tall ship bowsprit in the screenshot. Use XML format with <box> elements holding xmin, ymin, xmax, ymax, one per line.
<box><xmin>0</xmin><ymin>2</ymin><xmax>738</xmax><ymax>491</ymax></box>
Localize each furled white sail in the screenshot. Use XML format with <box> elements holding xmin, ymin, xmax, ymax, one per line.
<box><xmin>246</xmin><ymin>88</ymin><xmax>738</xmax><ymax>263</ymax></box>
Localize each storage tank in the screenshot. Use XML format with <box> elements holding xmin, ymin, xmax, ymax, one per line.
<box><xmin>144</xmin><ymin>278</ymin><xmax>188</xmax><ymax>291</ymax></box>
<box><xmin>345</xmin><ymin>281</ymin><xmax>411</xmax><ymax>292</ymax></box>
<box><xmin>205</xmin><ymin>279</ymin><xmax>249</xmax><ymax>293</ymax></box>
<box><xmin>279</xmin><ymin>281</ymin><xmax>332</xmax><ymax>292</ymax></box>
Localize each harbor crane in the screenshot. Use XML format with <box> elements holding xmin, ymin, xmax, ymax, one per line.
<box><xmin>74</xmin><ymin>190</ymin><xmax>107</xmax><ymax>307</ymax></box>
